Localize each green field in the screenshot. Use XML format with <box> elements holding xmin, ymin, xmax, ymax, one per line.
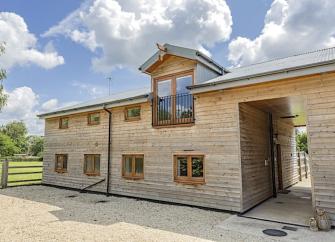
<box><xmin>0</xmin><ymin>161</ymin><xmax>43</xmax><ymax>186</ymax></box>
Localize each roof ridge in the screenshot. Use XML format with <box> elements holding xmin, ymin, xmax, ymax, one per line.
<box><xmin>229</xmin><ymin>46</ymin><xmax>335</xmax><ymax>71</ymax></box>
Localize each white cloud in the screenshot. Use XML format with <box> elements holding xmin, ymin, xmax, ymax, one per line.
<box><xmin>228</xmin><ymin>0</ymin><xmax>335</xmax><ymax>66</ymax></box>
<box><xmin>0</xmin><ymin>87</ymin><xmax>78</xmax><ymax>135</ymax></box>
<box><xmin>43</xmin><ymin>0</ymin><xmax>232</xmax><ymax>72</ymax></box>
<box><xmin>0</xmin><ymin>12</ymin><xmax>64</xmax><ymax>69</ymax></box>
<box><xmin>41</xmin><ymin>98</ymin><xmax>59</xmax><ymax>111</ymax></box>
<box><xmin>72</xmin><ymin>80</ymin><xmax>107</xmax><ymax>98</ymax></box>
<box><xmin>0</xmin><ymin>87</ymin><xmax>43</xmax><ymax>135</ymax></box>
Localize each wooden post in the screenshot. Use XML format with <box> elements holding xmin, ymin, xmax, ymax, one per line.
<box><xmin>298</xmin><ymin>152</ymin><xmax>302</xmax><ymax>181</ymax></box>
<box><xmin>304</xmin><ymin>152</ymin><xmax>308</xmax><ymax>178</ymax></box>
<box><xmin>1</xmin><ymin>159</ymin><xmax>8</xmax><ymax>189</ymax></box>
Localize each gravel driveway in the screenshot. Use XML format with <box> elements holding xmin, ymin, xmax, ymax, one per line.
<box><xmin>0</xmin><ymin>185</ymin><xmax>279</xmax><ymax>242</ymax></box>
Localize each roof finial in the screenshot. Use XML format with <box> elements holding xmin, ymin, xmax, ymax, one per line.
<box><xmin>156</xmin><ymin>43</ymin><xmax>167</xmax><ymax>61</ymax></box>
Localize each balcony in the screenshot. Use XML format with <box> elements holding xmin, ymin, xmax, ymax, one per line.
<box><xmin>152</xmin><ymin>93</ymin><xmax>194</xmax><ymax>127</ymax></box>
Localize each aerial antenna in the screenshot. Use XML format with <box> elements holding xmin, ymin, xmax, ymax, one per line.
<box><xmin>107</xmin><ymin>76</ymin><xmax>112</xmax><ymax>96</ymax></box>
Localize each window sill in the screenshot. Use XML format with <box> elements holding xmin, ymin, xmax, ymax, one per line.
<box><xmin>85</xmin><ymin>173</ymin><xmax>100</xmax><ymax>177</ymax></box>
<box><xmin>125</xmin><ymin>118</ymin><xmax>141</xmax><ymax>122</ymax></box>
<box><xmin>55</xmin><ymin>170</ymin><xmax>67</xmax><ymax>174</ymax></box>
<box><xmin>122</xmin><ymin>176</ymin><xmax>144</xmax><ymax>180</ymax></box>
<box><xmin>174</xmin><ymin>179</ymin><xmax>205</xmax><ymax>185</ymax></box>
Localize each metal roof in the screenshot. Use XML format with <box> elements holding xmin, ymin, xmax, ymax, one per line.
<box><xmin>38</xmin><ymin>87</ymin><xmax>151</xmax><ymax>118</ymax></box>
<box><xmin>139</xmin><ymin>43</ymin><xmax>225</xmax><ymax>75</ymax></box>
<box><xmin>190</xmin><ymin>47</ymin><xmax>335</xmax><ymax>91</ymax></box>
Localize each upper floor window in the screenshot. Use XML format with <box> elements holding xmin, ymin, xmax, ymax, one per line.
<box><xmin>84</xmin><ymin>154</ymin><xmax>100</xmax><ymax>176</ymax></box>
<box><xmin>153</xmin><ymin>71</ymin><xmax>194</xmax><ymax>127</ymax></box>
<box><xmin>125</xmin><ymin>106</ymin><xmax>141</xmax><ymax>121</ymax></box>
<box><xmin>55</xmin><ymin>154</ymin><xmax>68</xmax><ymax>173</ymax></box>
<box><xmin>174</xmin><ymin>154</ymin><xmax>204</xmax><ymax>185</ymax></box>
<box><xmin>59</xmin><ymin>117</ymin><xmax>69</xmax><ymax>129</ymax></box>
<box><xmin>88</xmin><ymin>113</ymin><xmax>100</xmax><ymax>125</ymax></box>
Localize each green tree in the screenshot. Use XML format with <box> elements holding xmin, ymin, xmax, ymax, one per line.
<box><xmin>0</xmin><ymin>42</ymin><xmax>8</xmax><ymax>111</ymax></box>
<box><xmin>1</xmin><ymin>121</ymin><xmax>28</xmax><ymax>153</ymax></box>
<box><xmin>296</xmin><ymin>131</ymin><xmax>308</xmax><ymax>153</ymax></box>
<box><xmin>0</xmin><ymin>132</ymin><xmax>19</xmax><ymax>157</ymax></box>
<box><xmin>28</xmin><ymin>135</ymin><xmax>44</xmax><ymax>157</ymax></box>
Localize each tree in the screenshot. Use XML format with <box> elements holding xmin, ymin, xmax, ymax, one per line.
<box><xmin>0</xmin><ymin>42</ymin><xmax>8</xmax><ymax>111</ymax></box>
<box><xmin>296</xmin><ymin>131</ymin><xmax>308</xmax><ymax>153</ymax></box>
<box><xmin>1</xmin><ymin>121</ymin><xmax>28</xmax><ymax>153</ymax></box>
<box><xmin>0</xmin><ymin>132</ymin><xmax>19</xmax><ymax>157</ymax></box>
<box><xmin>28</xmin><ymin>135</ymin><xmax>44</xmax><ymax>157</ymax></box>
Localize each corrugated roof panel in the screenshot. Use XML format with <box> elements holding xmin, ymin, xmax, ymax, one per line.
<box><xmin>38</xmin><ymin>87</ymin><xmax>151</xmax><ymax>117</ymax></box>
<box><xmin>200</xmin><ymin>47</ymin><xmax>335</xmax><ymax>85</ymax></box>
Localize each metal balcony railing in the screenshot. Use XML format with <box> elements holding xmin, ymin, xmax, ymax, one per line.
<box><xmin>152</xmin><ymin>93</ymin><xmax>194</xmax><ymax>126</ymax></box>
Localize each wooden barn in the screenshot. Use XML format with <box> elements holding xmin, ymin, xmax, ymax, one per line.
<box><xmin>38</xmin><ymin>44</ymin><xmax>335</xmax><ymax>226</ymax></box>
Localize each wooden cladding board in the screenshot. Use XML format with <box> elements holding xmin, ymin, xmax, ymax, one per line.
<box><xmin>273</xmin><ymin>119</ymin><xmax>299</xmax><ymax>189</ymax></box>
<box><xmin>239</xmin><ymin>103</ymin><xmax>272</xmax><ymax>211</ymax></box>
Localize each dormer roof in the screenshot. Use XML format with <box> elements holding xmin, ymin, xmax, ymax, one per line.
<box><xmin>139</xmin><ymin>43</ymin><xmax>225</xmax><ymax>75</ymax></box>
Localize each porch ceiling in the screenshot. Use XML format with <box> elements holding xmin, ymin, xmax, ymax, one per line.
<box><xmin>246</xmin><ymin>96</ymin><xmax>306</xmax><ymax>127</ymax></box>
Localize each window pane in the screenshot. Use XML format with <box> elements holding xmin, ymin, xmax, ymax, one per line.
<box><xmin>56</xmin><ymin>157</ymin><xmax>62</xmax><ymax>169</ymax></box>
<box><xmin>135</xmin><ymin>157</ymin><xmax>143</xmax><ymax>175</ymax></box>
<box><xmin>124</xmin><ymin>156</ymin><xmax>132</xmax><ymax>176</ymax></box>
<box><xmin>157</xmin><ymin>80</ymin><xmax>172</xmax><ymax>122</ymax></box>
<box><xmin>60</xmin><ymin>118</ymin><xmax>68</xmax><ymax>128</ymax></box>
<box><xmin>85</xmin><ymin>155</ymin><xmax>94</xmax><ymax>173</ymax></box>
<box><xmin>176</xmin><ymin>75</ymin><xmax>192</xmax><ymax>94</ymax></box>
<box><xmin>127</xmin><ymin>107</ymin><xmax>140</xmax><ymax>118</ymax></box>
<box><xmin>177</xmin><ymin>157</ymin><xmax>188</xmax><ymax>177</ymax></box>
<box><xmin>157</xmin><ymin>79</ymin><xmax>171</xmax><ymax>97</ymax></box>
<box><xmin>94</xmin><ymin>155</ymin><xmax>100</xmax><ymax>173</ymax></box>
<box><xmin>89</xmin><ymin>113</ymin><xmax>100</xmax><ymax>124</ymax></box>
<box><xmin>176</xmin><ymin>75</ymin><xmax>193</xmax><ymax>119</ymax></box>
<box><xmin>192</xmin><ymin>157</ymin><xmax>203</xmax><ymax>177</ymax></box>
<box><xmin>63</xmin><ymin>156</ymin><xmax>67</xmax><ymax>169</ymax></box>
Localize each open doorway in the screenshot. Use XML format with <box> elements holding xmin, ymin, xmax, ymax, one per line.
<box><xmin>239</xmin><ymin>96</ymin><xmax>312</xmax><ymax>226</ymax></box>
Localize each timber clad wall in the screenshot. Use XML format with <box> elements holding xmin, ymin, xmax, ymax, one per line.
<box><xmin>43</xmin><ymin>111</ymin><xmax>109</xmax><ymax>191</ymax></box>
<box><xmin>229</xmin><ymin>73</ymin><xmax>335</xmax><ymax>224</ymax></box>
<box><xmin>239</xmin><ymin>103</ymin><xmax>272</xmax><ymax>211</ymax></box>
<box><xmin>274</xmin><ymin>120</ymin><xmax>299</xmax><ymax>189</ymax></box>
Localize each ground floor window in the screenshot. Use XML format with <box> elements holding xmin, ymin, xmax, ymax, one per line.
<box><xmin>174</xmin><ymin>155</ymin><xmax>204</xmax><ymax>184</ymax></box>
<box><xmin>122</xmin><ymin>154</ymin><xmax>144</xmax><ymax>179</ymax></box>
<box><xmin>84</xmin><ymin>154</ymin><xmax>100</xmax><ymax>176</ymax></box>
<box><xmin>55</xmin><ymin>154</ymin><xmax>68</xmax><ymax>173</ymax></box>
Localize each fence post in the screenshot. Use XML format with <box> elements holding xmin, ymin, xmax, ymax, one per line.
<box><xmin>1</xmin><ymin>159</ymin><xmax>8</xmax><ymax>189</ymax></box>
<box><xmin>304</xmin><ymin>152</ymin><xmax>308</xmax><ymax>178</ymax></box>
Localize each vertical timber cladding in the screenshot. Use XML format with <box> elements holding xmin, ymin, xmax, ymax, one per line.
<box><xmin>230</xmin><ymin>72</ymin><xmax>335</xmax><ymax>224</ymax></box>
<box><xmin>43</xmin><ymin>111</ymin><xmax>109</xmax><ymax>191</ymax></box>
<box><xmin>239</xmin><ymin>103</ymin><xmax>272</xmax><ymax>211</ymax></box>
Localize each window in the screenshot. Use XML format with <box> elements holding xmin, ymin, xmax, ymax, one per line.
<box><xmin>88</xmin><ymin>113</ymin><xmax>100</xmax><ymax>125</ymax></box>
<box><xmin>59</xmin><ymin>117</ymin><xmax>69</xmax><ymax>129</ymax></box>
<box><xmin>153</xmin><ymin>71</ymin><xmax>194</xmax><ymax>126</ymax></box>
<box><xmin>84</xmin><ymin>154</ymin><xmax>100</xmax><ymax>176</ymax></box>
<box><xmin>174</xmin><ymin>155</ymin><xmax>204</xmax><ymax>184</ymax></box>
<box><xmin>125</xmin><ymin>106</ymin><xmax>141</xmax><ymax>121</ymax></box>
<box><xmin>55</xmin><ymin>154</ymin><xmax>68</xmax><ymax>173</ymax></box>
<box><xmin>122</xmin><ymin>154</ymin><xmax>144</xmax><ymax>179</ymax></box>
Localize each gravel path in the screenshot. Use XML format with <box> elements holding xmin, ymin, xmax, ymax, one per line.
<box><xmin>0</xmin><ymin>185</ymin><xmax>277</xmax><ymax>242</ymax></box>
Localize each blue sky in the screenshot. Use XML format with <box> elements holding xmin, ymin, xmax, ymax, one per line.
<box><xmin>1</xmin><ymin>0</ymin><xmax>334</xmax><ymax>134</ymax></box>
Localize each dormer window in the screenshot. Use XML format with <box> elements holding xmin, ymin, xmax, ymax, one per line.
<box><xmin>153</xmin><ymin>71</ymin><xmax>194</xmax><ymax>127</ymax></box>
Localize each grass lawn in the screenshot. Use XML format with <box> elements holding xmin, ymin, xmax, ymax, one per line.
<box><xmin>0</xmin><ymin>161</ymin><xmax>43</xmax><ymax>186</ymax></box>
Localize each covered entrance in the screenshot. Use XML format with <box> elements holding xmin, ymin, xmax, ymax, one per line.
<box><xmin>239</xmin><ymin>96</ymin><xmax>312</xmax><ymax>226</ymax></box>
